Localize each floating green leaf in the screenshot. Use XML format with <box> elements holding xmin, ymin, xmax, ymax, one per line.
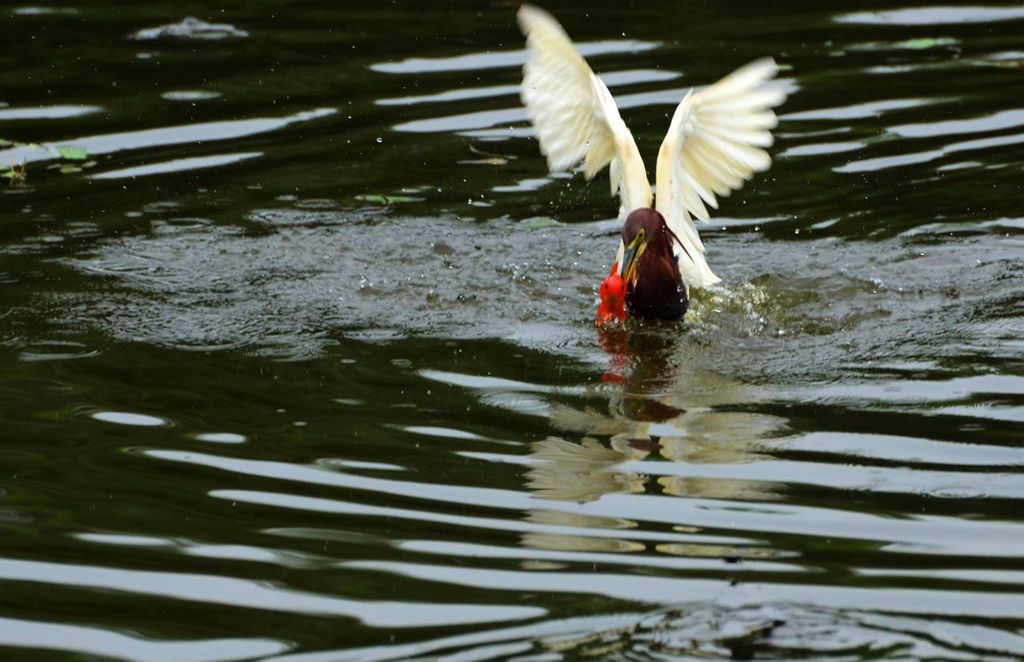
<box><xmin>55</xmin><ymin>145</ymin><xmax>88</xmax><ymax>160</ymax></box>
<box><xmin>901</xmin><ymin>37</ymin><xmax>956</xmax><ymax>50</ymax></box>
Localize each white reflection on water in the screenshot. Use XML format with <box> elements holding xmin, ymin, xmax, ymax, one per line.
<box><xmin>521</xmin><ymin>330</ymin><xmax>786</xmax><ymax>505</ymax></box>
<box><xmin>397</xmin><ymin>539</ymin><xmax>800</xmax><ymax>573</ymax></box>
<box><xmin>892</xmin><ymin>108</ymin><xmax>1024</xmax><ymax>138</ymax></box>
<box><xmin>0</xmin><ymin>108</ymin><xmax>334</xmax><ymax>168</ymax></box>
<box><xmin>90</xmin><ymin>152</ymin><xmax>262</xmax><ymax>180</ymax></box>
<box><xmin>377</xmin><ymin>69</ymin><xmax>679</xmax><ymax>107</ymax></box>
<box><xmin>267</xmin><ymin>602</ymin><xmax>1024</xmax><ymax>661</ymax></box>
<box><xmin>0</xmin><ymin>616</ymin><xmax>289</xmax><ymax>662</ymax></box>
<box><xmin>837</xmin><ymin>6</ymin><xmax>1024</xmax><ymax>25</ymax></box>
<box><xmin>836</xmin><ymin>130</ymin><xmax>1024</xmax><ymax>172</ymax></box>
<box><xmin>0</xmin><ymin>557</ymin><xmax>544</xmax><ymax>628</ymax></box>
<box><xmin>345</xmin><ymin>559</ymin><xmax>1024</xmax><ymax>618</ymax></box>
<box><xmin>371</xmin><ymin>39</ymin><xmax>659</xmax><ymax>74</ymax></box>
<box><xmin>781</xmin><ymin>97</ymin><xmax>934</xmax><ymax>121</ymax></box>
<box><xmin>164</xmin><ymin>443</ymin><xmax>1024</xmax><ymax>557</ymax></box>
<box><xmin>0</xmin><ymin>105</ymin><xmax>101</xmax><ymax>120</ymax></box>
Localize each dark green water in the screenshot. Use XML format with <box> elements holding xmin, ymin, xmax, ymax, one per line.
<box><xmin>2</xmin><ymin>1</ymin><xmax>1024</xmax><ymax>659</ymax></box>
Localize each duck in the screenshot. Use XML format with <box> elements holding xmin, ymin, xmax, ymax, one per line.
<box><xmin>516</xmin><ymin>4</ymin><xmax>786</xmax><ymax>323</ymax></box>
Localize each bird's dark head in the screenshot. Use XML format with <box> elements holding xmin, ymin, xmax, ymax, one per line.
<box><xmin>598</xmin><ymin>208</ymin><xmax>691</xmax><ymax>323</ymax></box>
<box><xmin>618</xmin><ymin>208</ymin><xmax>671</xmax><ymax>285</ymax></box>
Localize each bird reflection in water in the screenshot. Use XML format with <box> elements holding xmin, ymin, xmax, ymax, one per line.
<box><xmin>525</xmin><ymin>327</ymin><xmax>785</xmax><ymax>505</ymax></box>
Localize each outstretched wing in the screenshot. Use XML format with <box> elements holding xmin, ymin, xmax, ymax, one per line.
<box><xmin>518</xmin><ymin>4</ymin><xmax>651</xmax><ymax>217</ymax></box>
<box><xmin>655</xmin><ymin>58</ymin><xmax>786</xmax><ymax>288</ymax></box>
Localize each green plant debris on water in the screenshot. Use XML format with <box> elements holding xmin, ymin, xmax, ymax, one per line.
<box><xmin>0</xmin><ymin>142</ymin><xmax>89</xmax><ymax>159</ymax></box>
<box><xmin>55</xmin><ymin>145</ymin><xmax>89</xmax><ymax>160</ymax></box>
<box><xmin>355</xmin><ymin>193</ymin><xmax>424</xmax><ymax>205</ymax></box>
<box><xmin>849</xmin><ymin>37</ymin><xmax>958</xmax><ymax>53</ymax></box>
<box><xmin>48</xmin><ymin>160</ymin><xmax>97</xmax><ymax>173</ymax></box>
<box><xmin>901</xmin><ymin>37</ymin><xmax>957</xmax><ymax>50</ymax></box>
<box><xmin>2</xmin><ymin>162</ymin><xmax>27</xmax><ymax>186</ymax></box>
<box><xmin>0</xmin><ymin>139</ymin><xmax>43</xmax><ymax>151</ymax></box>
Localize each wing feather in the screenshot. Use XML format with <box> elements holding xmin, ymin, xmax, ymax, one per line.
<box><xmin>655</xmin><ymin>58</ymin><xmax>787</xmax><ymax>288</ymax></box>
<box><xmin>518</xmin><ymin>4</ymin><xmax>651</xmax><ymax>216</ymax></box>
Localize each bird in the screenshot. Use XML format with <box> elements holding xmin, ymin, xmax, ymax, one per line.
<box><xmin>516</xmin><ymin>4</ymin><xmax>786</xmax><ymax>324</ymax></box>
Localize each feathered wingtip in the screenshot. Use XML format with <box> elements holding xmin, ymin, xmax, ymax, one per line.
<box><xmin>516</xmin><ymin>2</ymin><xmax>652</xmax><ymax>213</ymax></box>
<box><xmin>517</xmin><ymin>3</ymin><xmax>552</xmax><ymax>32</ymax></box>
<box><xmin>655</xmin><ymin>55</ymin><xmax>789</xmax><ymax>289</ymax></box>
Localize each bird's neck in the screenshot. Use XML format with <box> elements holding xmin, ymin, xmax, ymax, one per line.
<box><xmin>643</xmin><ymin>230</ymin><xmax>678</xmax><ymax>270</ymax></box>
<box><xmin>626</xmin><ymin>231</ymin><xmax>688</xmax><ymax>321</ymax></box>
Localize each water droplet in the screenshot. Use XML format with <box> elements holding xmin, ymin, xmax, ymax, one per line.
<box><xmin>375</xmin><ymin>136</ymin><xmax>383</xmax><ymax>143</ymax></box>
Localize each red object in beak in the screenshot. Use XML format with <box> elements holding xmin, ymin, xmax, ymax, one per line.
<box><xmin>596</xmin><ymin>261</ymin><xmax>626</xmax><ymax>325</ymax></box>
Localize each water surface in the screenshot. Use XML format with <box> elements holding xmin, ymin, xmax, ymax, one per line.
<box><xmin>1</xmin><ymin>1</ymin><xmax>1023</xmax><ymax>659</ymax></box>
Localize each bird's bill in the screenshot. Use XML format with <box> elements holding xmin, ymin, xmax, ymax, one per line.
<box><xmin>618</xmin><ymin>230</ymin><xmax>647</xmax><ymax>284</ymax></box>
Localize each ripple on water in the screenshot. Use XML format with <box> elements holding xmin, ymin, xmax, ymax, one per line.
<box><xmin>0</xmin><ymin>105</ymin><xmax>101</xmax><ymax>121</ymax></box>
<box><xmin>2</xmin><ymin>2</ymin><xmax>1024</xmax><ymax>658</ymax></box>
<box><xmin>50</xmin><ymin>205</ymin><xmax>1019</xmax><ymax>376</ymax></box>
<box><xmin>89</xmin><ymin>152</ymin><xmax>262</xmax><ymax>180</ymax></box>
<box><xmin>131</xmin><ymin>17</ymin><xmax>250</xmax><ymax>41</ymax></box>
<box><xmin>160</xmin><ymin>90</ymin><xmax>222</xmax><ymax>102</ymax></box>
<box><xmin>91</xmin><ymin>411</ymin><xmax>169</xmax><ymax>427</ymax></box>
<box><xmin>0</xmin><ymin>558</ymin><xmax>543</xmax><ymax>628</ymax></box>
<box><xmin>0</xmin><ymin>616</ymin><xmax>290</xmax><ymax>662</ymax></box>
<box><xmin>0</xmin><ymin>108</ymin><xmax>335</xmax><ymax>169</ymax></box>
<box><xmin>370</xmin><ymin>39</ymin><xmax>659</xmax><ymax>74</ymax></box>
<box><xmin>19</xmin><ymin>341</ymin><xmax>99</xmax><ymax>362</ymax></box>
<box><xmin>194</xmin><ymin>432</ymin><xmax>247</xmax><ymax>444</ymax></box>
<box><xmin>836</xmin><ymin>6</ymin><xmax>1024</xmax><ymax>25</ymax></box>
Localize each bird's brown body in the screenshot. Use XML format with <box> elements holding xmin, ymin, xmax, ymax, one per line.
<box><xmin>621</xmin><ymin>209</ymin><xmax>689</xmax><ymax>321</ymax></box>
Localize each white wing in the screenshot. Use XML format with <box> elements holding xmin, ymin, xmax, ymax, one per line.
<box><xmin>518</xmin><ymin>4</ymin><xmax>651</xmax><ymax>217</ymax></box>
<box><xmin>655</xmin><ymin>58</ymin><xmax>787</xmax><ymax>288</ymax></box>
